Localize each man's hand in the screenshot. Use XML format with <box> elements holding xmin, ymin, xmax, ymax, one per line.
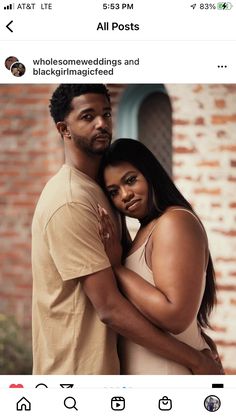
<box><xmin>192</xmin><ymin>349</ymin><xmax>224</xmax><ymax>375</ymax></box>
<box><xmin>201</xmin><ymin>330</ymin><xmax>224</xmax><ymax>374</ymax></box>
<box><xmin>98</xmin><ymin>204</ymin><xmax>122</xmax><ymax>267</ymax></box>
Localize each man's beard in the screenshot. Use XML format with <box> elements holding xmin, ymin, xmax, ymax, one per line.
<box><xmin>73</xmin><ymin>132</ymin><xmax>112</xmax><ymax>156</ymax></box>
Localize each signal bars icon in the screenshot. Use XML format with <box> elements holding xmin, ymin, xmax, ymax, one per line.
<box><xmin>4</xmin><ymin>3</ymin><xmax>14</xmax><ymax>9</ymax></box>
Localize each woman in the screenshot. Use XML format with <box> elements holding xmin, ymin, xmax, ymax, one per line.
<box><xmin>98</xmin><ymin>138</ymin><xmax>220</xmax><ymax>374</ymax></box>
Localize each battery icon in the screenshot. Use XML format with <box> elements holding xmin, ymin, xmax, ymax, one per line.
<box><xmin>217</xmin><ymin>2</ymin><xmax>233</xmax><ymax>9</ymax></box>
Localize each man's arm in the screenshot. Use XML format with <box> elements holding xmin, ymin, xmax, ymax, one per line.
<box><xmin>81</xmin><ymin>267</ymin><xmax>222</xmax><ymax>374</ymax></box>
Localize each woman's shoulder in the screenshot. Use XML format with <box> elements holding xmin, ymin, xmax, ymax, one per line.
<box><xmin>159</xmin><ymin>206</ymin><xmax>201</xmax><ymax>223</ymax></box>
<box><xmin>151</xmin><ymin>206</ymin><xmax>207</xmax><ymax>243</ymax></box>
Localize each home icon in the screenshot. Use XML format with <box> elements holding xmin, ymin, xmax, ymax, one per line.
<box><xmin>16</xmin><ymin>397</ymin><xmax>31</xmax><ymax>411</ymax></box>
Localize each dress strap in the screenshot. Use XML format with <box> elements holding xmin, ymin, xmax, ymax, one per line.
<box><xmin>145</xmin><ymin>207</ymin><xmax>208</xmax><ymax>244</ymax></box>
<box><xmin>166</xmin><ymin>208</ymin><xmax>208</xmax><ymax>241</ymax></box>
<box><xmin>139</xmin><ymin>220</ymin><xmax>161</xmax><ymax>257</ymax></box>
<box><xmin>145</xmin><ymin>220</ymin><xmax>160</xmax><ymax>242</ymax></box>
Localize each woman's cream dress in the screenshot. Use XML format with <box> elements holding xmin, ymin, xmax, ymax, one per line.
<box><xmin>120</xmin><ymin>209</ymin><xmax>209</xmax><ymax>374</ymax></box>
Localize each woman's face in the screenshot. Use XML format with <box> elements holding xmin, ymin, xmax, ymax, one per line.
<box><xmin>104</xmin><ymin>162</ymin><xmax>150</xmax><ymax>219</ymax></box>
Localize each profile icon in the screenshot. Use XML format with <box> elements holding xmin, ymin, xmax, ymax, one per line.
<box><xmin>4</xmin><ymin>56</ymin><xmax>26</xmax><ymax>77</ymax></box>
<box><xmin>10</xmin><ymin>62</ymin><xmax>26</xmax><ymax>77</ymax></box>
<box><xmin>5</xmin><ymin>56</ymin><xmax>19</xmax><ymax>70</ymax></box>
<box><xmin>204</xmin><ymin>395</ymin><xmax>221</xmax><ymax>412</ymax></box>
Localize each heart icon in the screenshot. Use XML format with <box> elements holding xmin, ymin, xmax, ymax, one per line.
<box><xmin>9</xmin><ymin>384</ymin><xmax>24</xmax><ymax>388</ymax></box>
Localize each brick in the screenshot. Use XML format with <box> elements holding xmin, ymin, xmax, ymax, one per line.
<box><xmin>225</xmin><ymin>369</ymin><xmax>236</xmax><ymax>374</ymax></box>
<box><xmin>195</xmin><ymin>188</ymin><xmax>221</xmax><ymax>195</ymax></box>
<box><xmin>218</xmin><ymin>285</ymin><xmax>236</xmax><ymax>291</ymax></box>
<box><xmin>175</xmin><ymin>134</ymin><xmax>187</xmax><ymax>140</ymax></box>
<box><xmin>215</xmin><ymin>99</ymin><xmax>226</xmax><ymax>109</ymax></box>
<box><xmin>219</xmin><ymin>145</ymin><xmax>236</xmax><ymax>152</ymax></box>
<box><xmin>211</xmin><ymin>204</ymin><xmax>221</xmax><ymax>209</ymax></box>
<box><xmin>212</xmin><ymin>114</ymin><xmax>236</xmax><ymax>124</ymax></box>
<box><xmin>194</xmin><ymin>117</ymin><xmax>205</xmax><ymax>125</ymax></box>
<box><xmin>213</xmin><ymin>229</ymin><xmax>236</xmax><ymax>237</ymax></box>
<box><xmin>214</xmin><ymin>340</ymin><xmax>236</xmax><ymax>347</ymax></box>
<box><xmin>173</xmin><ymin>119</ymin><xmax>190</xmax><ymax>125</ymax></box>
<box><xmin>174</xmin><ymin>147</ymin><xmax>195</xmax><ymax>154</ymax></box>
<box><xmin>216</xmin><ymin>130</ymin><xmax>227</xmax><ymax>138</ymax></box>
<box><xmin>197</xmin><ymin>161</ymin><xmax>220</xmax><ymax>167</ymax></box>
<box><xmin>192</xmin><ymin>85</ymin><xmax>203</xmax><ymax>93</ymax></box>
<box><xmin>211</xmin><ymin>325</ymin><xmax>227</xmax><ymax>333</ymax></box>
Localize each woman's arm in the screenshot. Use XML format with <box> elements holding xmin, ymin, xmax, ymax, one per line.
<box><xmin>100</xmin><ymin>207</ymin><xmax>208</xmax><ymax>334</ymax></box>
<box><xmin>116</xmin><ymin>211</ymin><xmax>207</xmax><ymax>334</ymax></box>
<box><xmin>98</xmin><ymin>207</ymin><xmax>223</xmax><ymax>374</ymax></box>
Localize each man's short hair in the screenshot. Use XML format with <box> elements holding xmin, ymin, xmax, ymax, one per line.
<box><xmin>49</xmin><ymin>84</ymin><xmax>111</xmax><ymax>124</ymax></box>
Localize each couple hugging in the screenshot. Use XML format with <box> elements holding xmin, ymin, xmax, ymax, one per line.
<box><xmin>32</xmin><ymin>84</ymin><xmax>223</xmax><ymax>375</ymax></box>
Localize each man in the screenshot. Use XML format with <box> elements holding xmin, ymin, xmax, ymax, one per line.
<box><xmin>5</xmin><ymin>56</ymin><xmax>19</xmax><ymax>70</ymax></box>
<box><xmin>32</xmin><ymin>84</ymin><xmax>221</xmax><ymax>374</ymax></box>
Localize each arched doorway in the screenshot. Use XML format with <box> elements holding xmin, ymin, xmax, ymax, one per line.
<box><xmin>116</xmin><ymin>84</ymin><xmax>172</xmax><ymax>176</ymax></box>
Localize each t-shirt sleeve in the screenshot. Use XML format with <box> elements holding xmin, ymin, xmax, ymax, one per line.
<box><xmin>45</xmin><ymin>202</ymin><xmax>111</xmax><ymax>280</ymax></box>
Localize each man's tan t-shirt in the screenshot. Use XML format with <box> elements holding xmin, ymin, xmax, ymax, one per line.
<box><xmin>32</xmin><ymin>164</ymin><xmax>119</xmax><ymax>374</ymax></box>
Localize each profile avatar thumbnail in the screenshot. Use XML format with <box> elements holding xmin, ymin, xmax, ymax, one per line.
<box><xmin>4</xmin><ymin>56</ymin><xmax>26</xmax><ymax>77</ymax></box>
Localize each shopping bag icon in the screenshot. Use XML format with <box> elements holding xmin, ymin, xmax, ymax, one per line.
<box><xmin>158</xmin><ymin>396</ymin><xmax>172</xmax><ymax>411</ymax></box>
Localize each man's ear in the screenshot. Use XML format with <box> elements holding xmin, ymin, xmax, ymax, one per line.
<box><xmin>56</xmin><ymin>121</ymin><xmax>71</xmax><ymax>139</ymax></box>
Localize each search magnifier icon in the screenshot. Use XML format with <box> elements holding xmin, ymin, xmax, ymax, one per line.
<box><xmin>64</xmin><ymin>396</ymin><xmax>78</xmax><ymax>411</ymax></box>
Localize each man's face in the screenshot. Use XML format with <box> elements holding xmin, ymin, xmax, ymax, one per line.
<box><xmin>64</xmin><ymin>93</ymin><xmax>112</xmax><ymax>156</ymax></box>
<box><xmin>5</xmin><ymin>56</ymin><xmax>18</xmax><ymax>70</ymax></box>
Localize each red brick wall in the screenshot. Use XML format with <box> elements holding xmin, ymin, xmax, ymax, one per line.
<box><xmin>0</xmin><ymin>85</ymin><xmax>63</xmax><ymax>327</ymax></box>
<box><xmin>0</xmin><ymin>84</ymin><xmax>235</xmax><ymax>373</ymax></box>
<box><xmin>167</xmin><ymin>84</ymin><xmax>236</xmax><ymax>373</ymax></box>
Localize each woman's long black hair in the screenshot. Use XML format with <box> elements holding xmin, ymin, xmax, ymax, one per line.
<box><xmin>99</xmin><ymin>138</ymin><xmax>216</xmax><ymax>328</ymax></box>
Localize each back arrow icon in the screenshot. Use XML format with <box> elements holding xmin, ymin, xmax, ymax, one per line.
<box><xmin>6</xmin><ymin>20</ymin><xmax>13</xmax><ymax>32</ymax></box>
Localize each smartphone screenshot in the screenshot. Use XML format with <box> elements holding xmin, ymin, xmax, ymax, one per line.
<box><xmin>0</xmin><ymin>1</ymin><xmax>235</xmax><ymax>417</ymax></box>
